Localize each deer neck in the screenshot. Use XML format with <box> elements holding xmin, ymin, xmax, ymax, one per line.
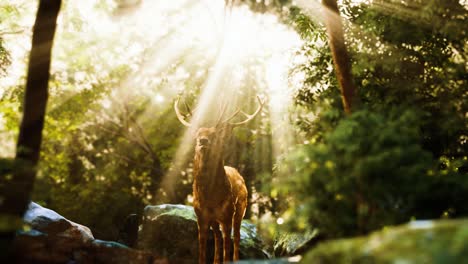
<box><xmin>193</xmin><ymin>147</ymin><xmax>229</xmax><ymax>196</ymax></box>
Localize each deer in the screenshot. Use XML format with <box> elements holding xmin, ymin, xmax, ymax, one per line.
<box><xmin>174</xmin><ymin>96</ymin><xmax>264</xmax><ymax>264</ymax></box>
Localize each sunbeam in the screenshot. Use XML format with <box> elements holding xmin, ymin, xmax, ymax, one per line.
<box><xmin>154</xmin><ymin>1</ymin><xmax>302</xmax><ymax>201</ymax></box>
<box><xmin>0</xmin><ymin>0</ymin><xmax>301</xmax><ymax>203</ymax></box>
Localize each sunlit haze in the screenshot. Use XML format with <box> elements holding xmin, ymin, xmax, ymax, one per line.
<box><xmin>0</xmin><ymin>0</ymin><xmax>302</xmax><ymax>201</ymax></box>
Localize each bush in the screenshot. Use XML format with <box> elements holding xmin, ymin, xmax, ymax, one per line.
<box><xmin>278</xmin><ymin>108</ymin><xmax>468</xmax><ymax>238</ymax></box>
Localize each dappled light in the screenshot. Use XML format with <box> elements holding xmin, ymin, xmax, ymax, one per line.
<box><xmin>0</xmin><ymin>0</ymin><xmax>467</xmax><ymax>263</ymax></box>
<box><xmin>96</xmin><ymin>1</ymin><xmax>303</xmax><ymax>201</ymax></box>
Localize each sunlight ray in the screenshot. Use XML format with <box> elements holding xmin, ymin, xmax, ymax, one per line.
<box><xmin>0</xmin><ymin>0</ymin><xmax>302</xmax><ymax>202</ymax></box>
<box><xmin>157</xmin><ymin>1</ymin><xmax>302</xmax><ymax>201</ymax></box>
<box><xmin>159</xmin><ymin>35</ymin><xmax>230</xmax><ymax>199</ymax></box>
<box><xmin>110</xmin><ymin>0</ymin><xmax>225</xmax><ymax>122</ymax></box>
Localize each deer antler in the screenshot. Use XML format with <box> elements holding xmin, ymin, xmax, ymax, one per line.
<box><xmin>223</xmin><ymin>95</ymin><xmax>264</xmax><ymax>127</ymax></box>
<box><xmin>174</xmin><ymin>97</ymin><xmax>192</xmax><ymax>127</ymax></box>
<box><xmin>176</xmin><ymin>95</ymin><xmax>264</xmax><ymax>128</ymax></box>
<box><xmin>215</xmin><ymin>100</ymin><xmax>229</xmax><ymax>125</ymax></box>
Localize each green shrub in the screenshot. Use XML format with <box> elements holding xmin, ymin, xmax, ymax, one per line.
<box><xmin>278</xmin><ymin>108</ymin><xmax>468</xmax><ymax>238</ymax></box>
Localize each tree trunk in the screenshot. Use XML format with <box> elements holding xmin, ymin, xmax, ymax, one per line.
<box><xmin>322</xmin><ymin>0</ymin><xmax>356</xmax><ymax>114</ymax></box>
<box><xmin>0</xmin><ymin>0</ymin><xmax>61</xmax><ymax>259</ymax></box>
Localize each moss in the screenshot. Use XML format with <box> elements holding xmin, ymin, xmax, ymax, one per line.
<box><xmin>143</xmin><ymin>204</ymin><xmax>197</xmax><ymax>221</ymax></box>
<box><xmin>302</xmin><ymin>219</ymin><xmax>468</xmax><ymax>264</ymax></box>
<box><xmin>274</xmin><ymin>228</ymin><xmax>319</xmax><ymax>256</ymax></box>
<box><xmin>93</xmin><ymin>239</ymin><xmax>129</xmax><ymax>249</ymax></box>
<box><xmin>139</xmin><ymin>204</ymin><xmax>269</xmax><ymax>260</ymax></box>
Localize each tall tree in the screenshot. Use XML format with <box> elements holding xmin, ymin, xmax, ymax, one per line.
<box><xmin>0</xmin><ymin>0</ymin><xmax>61</xmax><ymax>258</ymax></box>
<box><xmin>322</xmin><ymin>0</ymin><xmax>356</xmax><ymax>114</ymax></box>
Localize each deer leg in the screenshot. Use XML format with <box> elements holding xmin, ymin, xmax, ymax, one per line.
<box><xmin>233</xmin><ymin>200</ymin><xmax>247</xmax><ymax>261</ymax></box>
<box><xmin>197</xmin><ymin>218</ymin><xmax>209</xmax><ymax>264</ymax></box>
<box><xmin>232</xmin><ymin>216</ymin><xmax>242</xmax><ymax>261</ymax></box>
<box><xmin>221</xmin><ymin>222</ymin><xmax>232</xmax><ymax>263</ymax></box>
<box><xmin>211</xmin><ymin>222</ymin><xmax>222</xmax><ymax>264</ymax></box>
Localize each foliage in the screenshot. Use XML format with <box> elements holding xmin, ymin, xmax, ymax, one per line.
<box><xmin>0</xmin><ymin>3</ymin><xmax>23</xmax><ymax>76</ymax></box>
<box><xmin>347</xmin><ymin>0</ymin><xmax>467</xmax><ymax>158</ymax></box>
<box><xmin>276</xmin><ymin>0</ymin><xmax>468</xmax><ymax>240</ymax></box>
<box><xmin>1</xmin><ymin>0</ymin><xmax>279</xmax><ymax>240</ymax></box>
<box><xmin>278</xmin><ymin>108</ymin><xmax>468</xmax><ymax>238</ymax></box>
<box><xmin>0</xmin><ymin>0</ymin><xmax>184</xmax><ymax>239</ymax></box>
<box><xmin>238</xmin><ymin>0</ymin><xmax>292</xmax><ymax>14</ymax></box>
<box><xmin>0</xmin><ymin>38</ymin><xmax>10</xmax><ymax>76</ymax></box>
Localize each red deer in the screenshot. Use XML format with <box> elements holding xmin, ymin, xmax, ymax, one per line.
<box><xmin>174</xmin><ymin>96</ymin><xmax>264</xmax><ymax>264</ymax></box>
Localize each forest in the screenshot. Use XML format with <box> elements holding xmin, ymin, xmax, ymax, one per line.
<box><xmin>0</xmin><ymin>0</ymin><xmax>467</xmax><ymax>263</ymax></box>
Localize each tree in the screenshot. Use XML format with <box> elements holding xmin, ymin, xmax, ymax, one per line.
<box><xmin>0</xmin><ymin>0</ymin><xmax>61</xmax><ymax>257</ymax></box>
<box><xmin>322</xmin><ymin>0</ymin><xmax>357</xmax><ymax>114</ymax></box>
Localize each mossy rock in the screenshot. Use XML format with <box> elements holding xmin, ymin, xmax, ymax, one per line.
<box><xmin>92</xmin><ymin>239</ymin><xmax>129</xmax><ymax>249</ymax></box>
<box><xmin>274</xmin><ymin>228</ymin><xmax>320</xmax><ymax>257</ymax></box>
<box><xmin>137</xmin><ymin>204</ymin><xmax>269</xmax><ymax>263</ymax></box>
<box><xmin>13</xmin><ymin>202</ymin><xmax>158</xmax><ymax>264</ymax></box>
<box><xmin>302</xmin><ymin>219</ymin><xmax>468</xmax><ymax>264</ymax></box>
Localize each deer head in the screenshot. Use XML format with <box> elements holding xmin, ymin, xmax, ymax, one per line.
<box><xmin>174</xmin><ymin>96</ymin><xmax>264</xmax><ymax>160</ymax></box>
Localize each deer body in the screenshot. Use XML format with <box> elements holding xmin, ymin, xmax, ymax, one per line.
<box><xmin>175</xmin><ymin>96</ymin><xmax>263</xmax><ymax>264</ymax></box>
<box><xmin>192</xmin><ymin>127</ymin><xmax>247</xmax><ymax>264</ymax></box>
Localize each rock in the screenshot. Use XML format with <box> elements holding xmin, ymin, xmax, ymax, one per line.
<box><xmin>23</xmin><ymin>202</ymin><xmax>94</xmax><ymax>243</ymax></box>
<box><xmin>13</xmin><ymin>230</ymin><xmax>160</xmax><ymax>264</ymax></box>
<box><xmin>137</xmin><ymin>204</ymin><xmax>199</xmax><ymax>262</ymax></box>
<box><xmin>239</xmin><ymin>221</ymin><xmax>270</xmax><ymax>259</ymax></box>
<box><xmin>13</xmin><ymin>229</ymin><xmax>84</xmax><ymax>263</ymax></box>
<box><xmin>235</xmin><ymin>257</ymin><xmax>301</xmax><ymax>264</ymax></box>
<box><xmin>92</xmin><ymin>239</ymin><xmax>130</xmax><ymax>249</ymax></box>
<box><xmin>137</xmin><ymin>204</ymin><xmax>269</xmax><ymax>263</ymax></box>
<box><xmin>75</xmin><ymin>240</ymin><xmax>160</xmax><ymax>264</ymax></box>
<box><xmin>13</xmin><ymin>202</ymin><xmax>163</xmax><ymax>264</ymax></box>
<box><xmin>301</xmin><ymin>219</ymin><xmax>468</xmax><ymax>263</ymax></box>
<box><xmin>273</xmin><ymin>228</ymin><xmax>320</xmax><ymax>257</ymax></box>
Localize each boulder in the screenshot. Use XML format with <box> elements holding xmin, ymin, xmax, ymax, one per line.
<box><xmin>137</xmin><ymin>204</ymin><xmax>269</xmax><ymax>263</ymax></box>
<box><xmin>13</xmin><ymin>202</ymin><xmax>162</xmax><ymax>264</ymax></box>
<box><xmin>75</xmin><ymin>239</ymin><xmax>160</xmax><ymax>264</ymax></box>
<box><xmin>13</xmin><ymin>229</ymin><xmax>84</xmax><ymax>263</ymax></box>
<box><xmin>23</xmin><ymin>202</ymin><xmax>94</xmax><ymax>243</ymax></box>
<box><xmin>235</xmin><ymin>259</ymin><xmax>299</xmax><ymax>264</ymax></box>
<box><xmin>301</xmin><ymin>219</ymin><xmax>468</xmax><ymax>263</ymax></box>
<box><xmin>273</xmin><ymin>229</ymin><xmax>320</xmax><ymax>257</ymax></box>
<box><xmin>13</xmin><ymin>230</ymin><xmax>159</xmax><ymax>264</ymax></box>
